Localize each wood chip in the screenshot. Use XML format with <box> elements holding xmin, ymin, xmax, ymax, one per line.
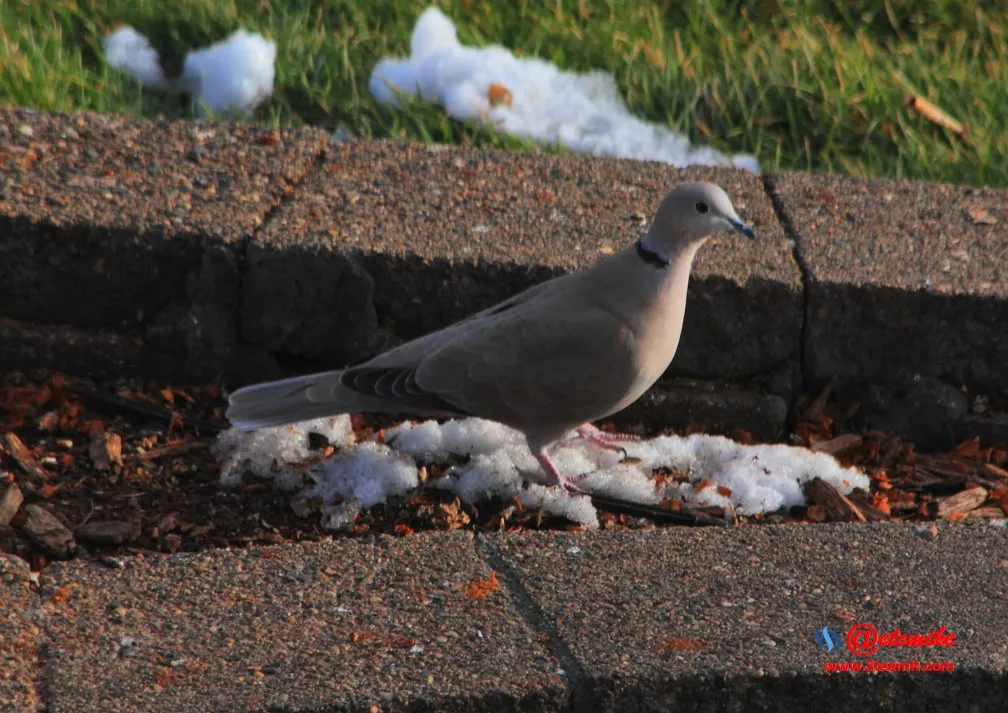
<box><xmin>810</xmin><ymin>433</ymin><xmax>863</xmax><ymax>455</ymax></box>
<box><xmin>979</xmin><ymin>462</ymin><xmax>1008</xmax><ymax>482</ymax></box>
<box><xmin>0</xmin><ymin>483</ymin><xmax>24</xmax><ymax>527</ymax></box>
<box><xmin>2</xmin><ymin>432</ymin><xmax>46</xmax><ymax>494</ymax></box>
<box><xmin>75</xmin><ymin>519</ymin><xmax>140</xmax><ymax>545</ymax></box>
<box><xmin>935</xmin><ymin>487</ymin><xmax>988</xmax><ymax>519</ymax></box>
<box><xmin>20</xmin><ymin>504</ymin><xmax>76</xmax><ymax>557</ymax></box>
<box><xmin>36</xmin><ymin>409</ymin><xmax>62</xmax><ymax>432</ymax></box>
<box><xmin>965</xmin><ymin>506</ymin><xmax>1007</xmax><ymax>520</ymax></box>
<box><xmin>804</xmin><ymin>477</ymin><xmax>867</xmax><ymax>523</ymax></box>
<box><xmin>89</xmin><ymin>432</ymin><xmax>123</xmax><ymax>471</ymax></box>
<box><xmin>128</xmin><ymin>440</ymin><xmax>209</xmax><ymax>462</ymax></box>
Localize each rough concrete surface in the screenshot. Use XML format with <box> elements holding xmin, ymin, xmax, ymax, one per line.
<box><xmin>769</xmin><ymin>170</ymin><xmax>1008</xmax><ymax>394</ymax></box>
<box><xmin>0</xmin><ymin>554</ymin><xmax>42</xmax><ymax>713</ymax></box>
<box><xmin>615</xmin><ymin>381</ymin><xmax>789</xmax><ymax>441</ymax></box>
<box><xmin>0</xmin><ymin>107</ymin><xmax>328</xmax><ymax>378</ymax></box>
<box><xmin>491</xmin><ymin>523</ymin><xmax>1008</xmax><ymax>712</ymax></box>
<box><xmin>242</xmin><ymin>138</ymin><xmax>802</xmax><ymax>381</ymax></box>
<box><xmin>0</xmin><ymin>317</ymin><xmax>171</xmax><ymax>382</ymax></box>
<box><xmin>38</xmin><ymin>534</ymin><xmax>566</xmax><ymax>713</ymax></box>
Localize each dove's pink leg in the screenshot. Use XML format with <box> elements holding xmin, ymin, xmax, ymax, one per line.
<box><xmin>535</xmin><ymin>449</ymin><xmax>588</xmax><ymax>495</ymax></box>
<box><xmin>576</xmin><ymin>423</ymin><xmax>641</xmax><ymax>451</ymax></box>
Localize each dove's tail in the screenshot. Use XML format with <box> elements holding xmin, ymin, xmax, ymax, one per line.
<box><xmin>225</xmin><ymin>371</ymin><xmax>378</xmax><ymax>431</ymax></box>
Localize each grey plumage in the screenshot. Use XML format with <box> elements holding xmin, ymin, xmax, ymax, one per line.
<box><xmin>227</xmin><ymin>182</ymin><xmax>756</xmax><ymax>492</ymax></box>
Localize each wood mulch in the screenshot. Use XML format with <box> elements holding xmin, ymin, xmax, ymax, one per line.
<box><xmin>1</xmin><ymin>370</ymin><xmax>1006</xmax><ymax>570</ymax></box>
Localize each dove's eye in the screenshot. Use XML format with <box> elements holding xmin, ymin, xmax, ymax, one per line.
<box><xmin>695</xmin><ymin>202</ymin><xmax>709</xmax><ymax>214</ymax></box>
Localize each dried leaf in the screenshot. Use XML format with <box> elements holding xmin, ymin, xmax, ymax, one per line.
<box><xmin>905</xmin><ymin>95</ymin><xmax>966</xmax><ymax>136</ymax></box>
<box><xmin>487</xmin><ymin>83</ymin><xmax>513</xmax><ymax>107</ymax></box>
<box><xmin>871</xmin><ymin>492</ymin><xmax>891</xmax><ymax>515</ymax></box>
<box><xmin>254</xmin><ymin>128</ymin><xmax>281</xmax><ymax>145</ymax></box>
<box><xmin>967</xmin><ymin>208</ymin><xmax>997</xmax><ymax>225</ymax></box>
<box><xmin>729</xmin><ymin>428</ymin><xmax>756</xmax><ymax>445</ymax></box>
<box><xmin>811</xmin><ymin>433</ymin><xmax>862</xmax><ymax>455</ymax></box>
<box><xmin>464</xmin><ymin>571</ymin><xmax>499</xmax><ymax>600</ymax></box>
<box><xmin>658</xmin><ymin>637</ymin><xmax>708</xmax><ymax>653</ymax></box>
<box><xmin>49</xmin><ymin>585</ymin><xmax>72</xmax><ymax>604</ymax></box>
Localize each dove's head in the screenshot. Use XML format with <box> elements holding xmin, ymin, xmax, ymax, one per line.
<box><xmin>643</xmin><ymin>183</ymin><xmax>755</xmax><ymax>261</ymax></box>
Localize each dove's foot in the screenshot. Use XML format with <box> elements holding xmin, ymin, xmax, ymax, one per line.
<box><xmin>576</xmin><ymin>423</ymin><xmax>641</xmax><ymax>453</ymax></box>
<box><xmin>535</xmin><ymin>450</ymin><xmax>588</xmax><ymax>495</ymax></box>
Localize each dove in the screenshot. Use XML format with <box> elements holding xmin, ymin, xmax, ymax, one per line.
<box><xmin>227</xmin><ymin>182</ymin><xmax>755</xmax><ymax>493</ymax></box>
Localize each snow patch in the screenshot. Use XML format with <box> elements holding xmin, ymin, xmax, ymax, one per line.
<box><xmin>370</xmin><ymin>6</ymin><xmax>759</xmax><ymax>171</ymax></box>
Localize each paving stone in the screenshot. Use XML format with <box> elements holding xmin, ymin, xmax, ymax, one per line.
<box><xmin>0</xmin><ymin>554</ymin><xmax>43</xmax><ymax>713</ymax></box>
<box><xmin>0</xmin><ymin>317</ymin><xmax>162</xmax><ymax>381</ymax></box>
<box><xmin>242</xmin><ymin>139</ymin><xmax>801</xmax><ymax>380</ymax></box>
<box><xmin>0</xmin><ymin>107</ymin><xmax>328</xmax><ymax>377</ymax></box>
<box><xmin>615</xmin><ymin>381</ymin><xmax>789</xmax><ymax>442</ymax></box>
<box><xmin>39</xmin><ymin>534</ymin><xmax>565</xmax><ymax>713</ymax></box>
<box><xmin>491</xmin><ymin>523</ymin><xmax>1008</xmax><ymax>712</ymax></box>
<box><xmin>769</xmin><ymin>170</ymin><xmax>1008</xmax><ymax>393</ymax></box>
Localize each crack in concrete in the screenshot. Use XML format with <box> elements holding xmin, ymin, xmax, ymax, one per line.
<box><xmin>231</xmin><ymin>140</ymin><xmax>332</xmax><ymax>357</ymax></box>
<box><xmin>472</xmin><ymin>535</ymin><xmax>588</xmax><ymax>710</ymax></box>
<box><xmin>761</xmin><ymin>173</ymin><xmax>811</xmax><ymax>403</ymax></box>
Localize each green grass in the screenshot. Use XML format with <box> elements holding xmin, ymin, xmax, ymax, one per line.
<box><xmin>1</xmin><ymin>0</ymin><xmax>1005</xmax><ymax>186</ymax></box>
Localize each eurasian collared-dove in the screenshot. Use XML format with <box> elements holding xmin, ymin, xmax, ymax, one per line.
<box><xmin>228</xmin><ymin>183</ymin><xmax>755</xmax><ymax>492</ymax></box>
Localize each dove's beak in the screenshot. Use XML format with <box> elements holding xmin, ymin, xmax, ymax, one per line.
<box><xmin>729</xmin><ymin>218</ymin><xmax>756</xmax><ymax>240</ymax></box>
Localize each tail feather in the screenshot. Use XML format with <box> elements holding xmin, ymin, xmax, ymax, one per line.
<box><xmin>227</xmin><ymin>372</ymin><xmax>330</xmax><ymax>404</ymax></box>
<box><xmin>226</xmin><ymin>371</ymin><xmax>351</xmax><ymax>431</ymax></box>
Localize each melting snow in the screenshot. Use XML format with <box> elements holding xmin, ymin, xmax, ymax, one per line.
<box><xmin>370</xmin><ymin>6</ymin><xmax>759</xmax><ymax>171</ymax></box>
<box><xmin>214</xmin><ymin>416</ymin><xmax>869</xmax><ymax>530</ymax></box>
<box><xmin>103</xmin><ymin>26</ymin><xmax>276</xmax><ymax>117</ymax></box>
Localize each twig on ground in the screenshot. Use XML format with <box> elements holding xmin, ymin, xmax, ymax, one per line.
<box><xmin>587</xmin><ymin>493</ymin><xmax>724</xmax><ymax>526</ymax></box>
<box><xmin>66</xmin><ymin>384</ymin><xmax>226</xmax><ymax>433</ymax></box>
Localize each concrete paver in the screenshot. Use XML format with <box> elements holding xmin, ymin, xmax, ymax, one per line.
<box><xmin>0</xmin><ymin>554</ymin><xmax>42</xmax><ymax>713</ymax></box>
<box><xmin>243</xmin><ymin>138</ymin><xmax>801</xmax><ymax>382</ymax></box>
<box><xmin>491</xmin><ymin>523</ymin><xmax>1008</xmax><ymax>712</ymax></box>
<box><xmin>769</xmin><ymin>170</ymin><xmax>1008</xmax><ymax>393</ymax></box>
<box><xmin>39</xmin><ymin>534</ymin><xmax>566</xmax><ymax>713</ymax></box>
<box><xmin>0</xmin><ymin>107</ymin><xmax>328</xmax><ymax>379</ymax></box>
<box><xmin>0</xmin><ymin>317</ymin><xmax>169</xmax><ymax>382</ymax></box>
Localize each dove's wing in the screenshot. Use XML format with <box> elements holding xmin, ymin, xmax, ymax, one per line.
<box><xmin>340</xmin><ymin>298</ymin><xmax>645</xmax><ymax>444</ymax></box>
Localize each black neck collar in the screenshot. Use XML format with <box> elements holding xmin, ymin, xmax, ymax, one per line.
<box><xmin>635</xmin><ymin>239</ymin><xmax>669</xmax><ymax>268</ymax></box>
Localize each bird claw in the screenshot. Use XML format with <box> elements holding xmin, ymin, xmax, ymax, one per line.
<box><xmin>575</xmin><ymin>424</ymin><xmax>640</xmax><ymax>457</ymax></box>
<box><xmin>535</xmin><ymin>449</ymin><xmax>591</xmax><ymax>496</ymax></box>
<box><xmin>558</xmin><ymin>472</ymin><xmax>590</xmax><ymax>496</ymax></box>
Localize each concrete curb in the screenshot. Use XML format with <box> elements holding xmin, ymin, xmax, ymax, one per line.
<box><xmin>4</xmin><ymin>523</ymin><xmax>1004</xmax><ymax>712</ymax></box>
<box><xmin>2</xmin><ymin>105</ymin><xmax>1007</xmax><ymax>443</ymax></box>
